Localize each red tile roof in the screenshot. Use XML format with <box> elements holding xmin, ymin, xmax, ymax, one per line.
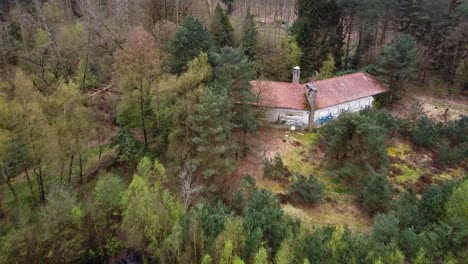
<box><xmin>313</xmin><ymin>72</ymin><xmax>390</xmax><ymax>109</ymax></box>
<box><xmin>251</xmin><ymin>72</ymin><xmax>389</xmax><ymax>110</ymax></box>
<box><xmin>250</xmin><ymin>81</ymin><xmax>308</xmax><ymax>110</ymax></box>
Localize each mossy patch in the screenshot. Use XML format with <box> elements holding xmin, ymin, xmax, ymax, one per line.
<box><xmin>387</xmin><ymin>141</ymin><xmax>413</xmax><ymax>159</ymax></box>
<box><xmin>394</xmin><ymin>164</ymin><xmax>421</xmax><ymax>184</ymax></box>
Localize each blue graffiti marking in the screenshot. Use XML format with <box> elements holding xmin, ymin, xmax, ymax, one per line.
<box><xmin>316</xmin><ymin>113</ymin><xmax>334</xmax><ymax>125</ymax></box>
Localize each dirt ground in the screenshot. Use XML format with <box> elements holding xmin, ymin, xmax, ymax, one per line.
<box><xmin>391</xmin><ymin>93</ymin><xmax>468</xmax><ymax>122</ymax></box>
<box><xmin>234</xmin><ymin>128</ymin><xmax>374</xmax><ymax>232</ymax></box>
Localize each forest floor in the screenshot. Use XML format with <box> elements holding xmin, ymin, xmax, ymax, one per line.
<box><xmin>391</xmin><ymin>92</ymin><xmax>468</xmax><ymax>122</ymax></box>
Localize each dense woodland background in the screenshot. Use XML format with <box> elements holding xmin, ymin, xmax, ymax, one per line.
<box><xmin>0</xmin><ymin>0</ymin><xmax>467</xmax><ymax>263</ymax></box>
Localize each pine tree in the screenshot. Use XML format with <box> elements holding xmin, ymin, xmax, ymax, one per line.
<box><xmin>361</xmin><ymin>173</ymin><xmax>392</xmax><ymax>214</ymax></box>
<box><xmin>241</xmin><ymin>7</ymin><xmax>258</xmax><ymax>60</ymax></box>
<box><xmin>211</xmin><ymin>47</ymin><xmax>258</xmax><ymax>155</ymax></box>
<box><xmin>170</xmin><ymin>16</ymin><xmax>213</xmax><ymax>74</ymax></box>
<box><xmin>293</xmin><ymin>0</ymin><xmax>343</xmax><ymax>75</ymax></box>
<box><xmin>211</xmin><ymin>4</ymin><xmax>234</xmax><ymax>48</ymax></box>
<box><xmin>398</xmin><ymin>0</ymin><xmax>430</xmax><ymax>40</ymax></box>
<box><xmin>190</xmin><ymin>89</ymin><xmax>235</xmax><ymax>184</ymax></box>
<box><xmin>370</xmin><ymin>34</ymin><xmax>417</xmax><ymax>96</ymax></box>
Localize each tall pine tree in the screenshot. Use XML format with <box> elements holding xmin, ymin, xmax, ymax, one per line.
<box><xmin>211</xmin><ymin>47</ymin><xmax>258</xmax><ymax>154</ymax></box>
<box><xmin>398</xmin><ymin>0</ymin><xmax>430</xmax><ymax>40</ymax></box>
<box><xmin>211</xmin><ymin>4</ymin><xmax>235</xmax><ymax>48</ymax></box>
<box><xmin>293</xmin><ymin>0</ymin><xmax>343</xmax><ymax>75</ymax></box>
<box><xmin>170</xmin><ymin>16</ymin><xmax>213</xmax><ymax>74</ymax></box>
<box><xmin>241</xmin><ymin>7</ymin><xmax>258</xmax><ymax>60</ymax></box>
<box><xmin>190</xmin><ymin>89</ymin><xmax>235</xmax><ymax>186</ymax></box>
<box><xmin>370</xmin><ymin>34</ymin><xmax>417</xmax><ymax>96</ymax></box>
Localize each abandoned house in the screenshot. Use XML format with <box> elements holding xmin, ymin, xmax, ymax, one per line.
<box><xmin>251</xmin><ymin>67</ymin><xmax>390</xmax><ymax>129</ymax></box>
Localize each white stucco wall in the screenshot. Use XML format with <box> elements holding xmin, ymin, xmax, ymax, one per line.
<box><xmin>264</xmin><ymin>96</ymin><xmax>374</xmax><ymax>128</ymax></box>
<box><xmin>265</xmin><ymin>108</ymin><xmax>310</xmax><ymax>127</ymax></box>
<box><xmin>313</xmin><ymin>96</ymin><xmax>374</xmax><ymax>125</ymax></box>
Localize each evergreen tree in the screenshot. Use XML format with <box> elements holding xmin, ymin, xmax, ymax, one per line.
<box><xmin>190</xmin><ymin>89</ymin><xmax>235</xmax><ymax>185</ymax></box>
<box><xmin>370</xmin><ymin>34</ymin><xmax>417</xmax><ymax>96</ymax></box>
<box><xmin>322</xmin><ymin>113</ymin><xmax>388</xmax><ymax>171</ymax></box>
<box><xmin>293</xmin><ymin>0</ymin><xmax>343</xmax><ymax>75</ymax></box>
<box><xmin>211</xmin><ymin>4</ymin><xmax>235</xmax><ymax>48</ymax></box>
<box><xmin>445</xmin><ymin>180</ymin><xmax>468</xmax><ymax>222</ymax></box>
<box><xmin>170</xmin><ymin>16</ymin><xmax>213</xmax><ymax>74</ymax></box>
<box><xmin>241</xmin><ymin>7</ymin><xmax>258</xmax><ymax>60</ymax></box>
<box><xmin>211</xmin><ymin>47</ymin><xmax>258</xmax><ymax>154</ymax></box>
<box><xmin>361</xmin><ymin>173</ymin><xmax>392</xmax><ymax>214</ymax></box>
<box><xmin>392</xmin><ymin>187</ymin><xmax>420</xmax><ymax>229</ymax></box>
<box><xmin>398</xmin><ymin>0</ymin><xmax>430</xmax><ymax>40</ymax></box>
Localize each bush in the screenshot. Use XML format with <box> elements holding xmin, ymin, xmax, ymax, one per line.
<box><xmin>361</xmin><ymin>109</ymin><xmax>398</xmax><ymax>135</ymax></box>
<box><xmin>411</xmin><ymin>116</ymin><xmax>438</xmax><ymax>148</ymax></box>
<box><xmin>373</xmin><ymin>213</ymin><xmax>400</xmax><ymax>244</ymax></box>
<box><xmin>288</xmin><ymin>174</ymin><xmax>325</xmax><ymax>204</ymax></box>
<box><xmin>321</xmin><ymin>113</ymin><xmax>388</xmax><ymax>171</ymax></box>
<box><xmin>392</xmin><ymin>187</ymin><xmax>420</xmax><ymax>229</ymax></box>
<box><xmin>361</xmin><ymin>173</ymin><xmax>392</xmax><ymax>215</ymax></box>
<box><xmin>263</xmin><ymin>153</ymin><xmax>284</xmax><ymax>180</ymax></box>
<box><xmin>398</xmin><ymin>228</ymin><xmax>427</xmax><ymax>260</ymax></box>
<box><xmin>445</xmin><ymin>180</ymin><xmax>468</xmax><ymax>222</ymax></box>
<box><xmin>396</xmin><ymin>117</ymin><xmax>413</xmax><ymax>136</ymax></box>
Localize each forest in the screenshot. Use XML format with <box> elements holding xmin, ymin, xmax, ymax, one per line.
<box><xmin>0</xmin><ymin>0</ymin><xmax>467</xmax><ymax>263</ymax></box>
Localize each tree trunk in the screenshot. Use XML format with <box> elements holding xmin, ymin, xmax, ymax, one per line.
<box><xmin>98</xmin><ymin>136</ymin><xmax>103</xmax><ymax>170</ymax></box>
<box><xmin>60</xmin><ymin>157</ymin><xmax>64</xmax><ymax>183</ymax></box>
<box><xmin>33</xmin><ymin>165</ymin><xmax>46</xmax><ymax>202</ymax></box>
<box><xmin>2</xmin><ymin>167</ymin><xmax>19</xmax><ymax>221</ymax></box>
<box><xmin>38</xmin><ymin>166</ymin><xmax>45</xmax><ymax>202</ymax></box>
<box><xmin>68</xmin><ymin>154</ymin><xmax>75</xmax><ymax>185</ymax></box>
<box><xmin>81</xmin><ymin>31</ymin><xmax>91</xmax><ymax>91</ymax></box>
<box><xmin>78</xmin><ymin>152</ymin><xmax>84</xmax><ymax>184</ymax></box>
<box><xmin>139</xmin><ymin>81</ymin><xmax>148</xmax><ymax>148</ymax></box>
<box><xmin>344</xmin><ymin>14</ymin><xmax>354</xmax><ymax>69</ymax></box>
<box><xmin>25</xmin><ymin>169</ymin><xmax>36</xmax><ymax>206</ymax></box>
<box><xmin>0</xmin><ymin>196</ymin><xmax>4</xmax><ymax>218</ymax></box>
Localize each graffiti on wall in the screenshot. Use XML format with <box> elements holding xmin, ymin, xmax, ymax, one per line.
<box><xmin>316</xmin><ymin>113</ymin><xmax>334</xmax><ymax>125</ymax></box>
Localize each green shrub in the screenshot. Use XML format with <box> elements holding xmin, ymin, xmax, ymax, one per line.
<box><xmin>411</xmin><ymin>116</ymin><xmax>438</xmax><ymax>148</ymax></box>
<box><xmin>392</xmin><ymin>187</ymin><xmax>421</xmax><ymax>229</ymax></box>
<box><xmin>288</xmin><ymin>174</ymin><xmax>325</xmax><ymax>204</ymax></box>
<box><xmin>361</xmin><ymin>173</ymin><xmax>392</xmax><ymax>215</ymax></box>
<box><xmin>398</xmin><ymin>228</ymin><xmax>427</xmax><ymax>260</ymax></box>
<box><xmin>373</xmin><ymin>213</ymin><xmax>400</xmax><ymax>244</ymax></box>
<box><xmin>396</xmin><ymin>117</ymin><xmax>413</xmax><ymax>136</ymax></box>
<box><xmin>361</xmin><ymin>109</ymin><xmax>398</xmax><ymax>135</ymax></box>
<box><xmin>263</xmin><ymin>153</ymin><xmax>284</xmax><ymax>180</ymax></box>
<box><xmin>321</xmin><ymin>113</ymin><xmax>388</xmax><ymax>171</ymax></box>
<box><xmin>442</xmin><ymin>117</ymin><xmax>468</xmax><ymax>145</ymax></box>
<box><xmin>445</xmin><ymin>180</ymin><xmax>468</xmax><ymax>222</ymax></box>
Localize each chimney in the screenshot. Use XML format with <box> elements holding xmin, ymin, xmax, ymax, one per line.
<box><xmin>292</xmin><ymin>66</ymin><xmax>301</xmax><ymax>83</ymax></box>
<box><xmin>306</xmin><ymin>83</ymin><xmax>318</xmax><ymax>129</ymax></box>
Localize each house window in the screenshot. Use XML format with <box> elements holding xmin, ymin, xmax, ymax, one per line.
<box><xmin>355</xmin><ymin>101</ymin><xmax>360</xmax><ymax>109</ymax></box>
<box><xmin>333</xmin><ymin>107</ymin><xmax>338</xmax><ymax>115</ymax></box>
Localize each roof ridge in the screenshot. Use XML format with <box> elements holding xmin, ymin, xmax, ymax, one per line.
<box><xmin>312</xmin><ymin>72</ymin><xmax>367</xmax><ymax>84</ymax></box>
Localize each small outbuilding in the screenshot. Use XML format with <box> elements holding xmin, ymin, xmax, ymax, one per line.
<box><xmin>251</xmin><ymin>67</ymin><xmax>390</xmax><ymax>129</ymax></box>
